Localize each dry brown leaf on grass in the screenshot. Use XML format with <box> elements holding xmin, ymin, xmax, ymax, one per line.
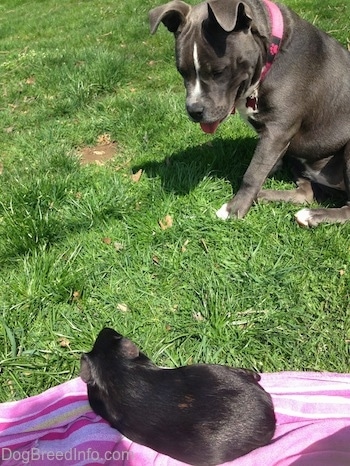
<box><xmin>72</xmin><ymin>290</ymin><xmax>81</xmax><ymax>301</ymax></box>
<box><xmin>117</xmin><ymin>303</ymin><xmax>129</xmax><ymax>313</ymax></box>
<box><xmin>131</xmin><ymin>169</ymin><xmax>143</xmax><ymax>182</ymax></box>
<box><xmin>152</xmin><ymin>255</ymin><xmax>160</xmax><ymax>265</ymax></box>
<box><xmin>6</xmin><ymin>380</ymin><xmax>15</xmax><ymax>399</ymax></box>
<box><xmin>200</xmin><ymin>238</ymin><xmax>209</xmax><ymax>253</ymax></box>
<box><xmin>58</xmin><ymin>337</ymin><xmax>70</xmax><ymax>348</ymax></box>
<box><xmin>181</xmin><ymin>239</ymin><xmax>190</xmax><ymax>252</ymax></box>
<box><xmin>193</xmin><ymin>312</ymin><xmax>204</xmax><ymax>321</ymax></box>
<box><xmin>159</xmin><ymin>214</ymin><xmax>173</xmax><ymax>230</ymax></box>
<box><xmin>102</xmin><ymin>237</ymin><xmax>124</xmax><ymax>251</ymax></box>
<box><xmin>25</xmin><ymin>76</ymin><xmax>35</xmax><ymax>85</ymax></box>
<box><xmin>97</xmin><ymin>133</ymin><xmax>112</xmax><ymax>145</ymax></box>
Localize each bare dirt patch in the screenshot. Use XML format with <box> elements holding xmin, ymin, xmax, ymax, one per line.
<box><xmin>78</xmin><ymin>134</ymin><xmax>118</xmax><ymax>166</ymax></box>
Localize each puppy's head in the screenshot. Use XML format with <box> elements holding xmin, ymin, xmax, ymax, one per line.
<box><xmin>149</xmin><ymin>0</ymin><xmax>266</xmax><ymax>133</ymax></box>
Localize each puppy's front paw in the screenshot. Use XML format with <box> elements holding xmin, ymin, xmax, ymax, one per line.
<box><xmin>216</xmin><ymin>203</ymin><xmax>230</xmax><ymax>220</ymax></box>
<box><xmin>295</xmin><ymin>208</ymin><xmax>312</xmax><ymax>227</ymax></box>
<box><xmin>295</xmin><ymin>205</ymin><xmax>350</xmax><ymax>227</ymax></box>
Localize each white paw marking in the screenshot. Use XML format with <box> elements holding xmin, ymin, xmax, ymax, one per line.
<box><xmin>216</xmin><ymin>203</ymin><xmax>230</xmax><ymax>220</ymax></box>
<box><xmin>295</xmin><ymin>208</ymin><xmax>312</xmax><ymax>227</ymax></box>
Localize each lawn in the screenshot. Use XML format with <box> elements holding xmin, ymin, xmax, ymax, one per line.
<box><xmin>0</xmin><ymin>0</ymin><xmax>349</xmax><ymax>402</ymax></box>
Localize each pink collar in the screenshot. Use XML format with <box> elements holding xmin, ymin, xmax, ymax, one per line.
<box><xmin>260</xmin><ymin>0</ymin><xmax>284</xmax><ymax>81</ymax></box>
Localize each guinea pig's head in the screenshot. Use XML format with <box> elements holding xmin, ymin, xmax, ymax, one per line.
<box><xmin>80</xmin><ymin>327</ymin><xmax>140</xmax><ymax>388</ymax></box>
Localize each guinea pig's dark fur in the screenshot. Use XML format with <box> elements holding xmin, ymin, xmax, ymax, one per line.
<box><xmin>80</xmin><ymin>328</ymin><xmax>276</xmax><ymax>466</ymax></box>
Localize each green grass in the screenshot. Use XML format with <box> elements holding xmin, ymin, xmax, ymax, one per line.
<box><xmin>0</xmin><ymin>0</ymin><xmax>349</xmax><ymax>402</ymax></box>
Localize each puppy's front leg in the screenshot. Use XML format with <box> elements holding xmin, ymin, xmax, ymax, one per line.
<box><xmin>217</xmin><ymin>134</ymin><xmax>290</xmax><ymax>219</ymax></box>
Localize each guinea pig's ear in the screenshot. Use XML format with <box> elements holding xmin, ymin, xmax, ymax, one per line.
<box><xmin>119</xmin><ymin>338</ymin><xmax>140</xmax><ymax>359</ymax></box>
<box><xmin>80</xmin><ymin>354</ymin><xmax>93</xmax><ymax>383</ymax></box>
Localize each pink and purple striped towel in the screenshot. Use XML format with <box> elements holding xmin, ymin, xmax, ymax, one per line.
<box><xmin>0</xmin><ymin>372</ymin><xmax>350</xmax><ymax>465</ymax></box>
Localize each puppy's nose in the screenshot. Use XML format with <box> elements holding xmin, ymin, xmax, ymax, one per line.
<box><xmin>186</xmin><ymin>102</ymin><xmax>204</xmax><ymax>122</ymax></box>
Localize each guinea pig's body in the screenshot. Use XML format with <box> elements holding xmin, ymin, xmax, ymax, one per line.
<box><xmin>81</xmin><ymin>328</ymin><xmax>276</xmax><ymax>466</ymax></box>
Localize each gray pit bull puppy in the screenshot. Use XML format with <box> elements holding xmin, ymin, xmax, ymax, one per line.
<box><xmin>149</xmin><ymin>0</ymin><xmax>350</xmax><ymax>227</ymax></box>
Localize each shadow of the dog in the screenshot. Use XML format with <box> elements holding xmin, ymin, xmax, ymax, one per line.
<box><xmin>135</xmin><ymin>137</ymin><xmax>347</xmax><ymax>211</ymax></box>
<box><xmin>134</xmin><ymin>136</ymin><xmax>258</xmax><ymax>196</ymax></box>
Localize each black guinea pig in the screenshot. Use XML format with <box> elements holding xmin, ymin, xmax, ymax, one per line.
<box><xmin>80</xmin><ymin>328</ymin><xmax>276</xmax><ymax>466</ymax></box>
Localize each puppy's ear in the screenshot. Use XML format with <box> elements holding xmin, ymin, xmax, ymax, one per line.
<box><xmin>119</xmin><ymin>338</ymin><xmax>140</xmax><ymax>359</ymax></box>
<box><xmin>149</xmin><ymin>0</ymin><xmax>191</xmax><ymax>35</ymax></box>
<box><xmin>207</xmin><ymin>0</ymin><xmax>252</xmax><ymax>33</ymax></box>
<box><xmin>80</xmin><ymin>354</ymin><xmax>93</xmax><ymax>383</ymax></box>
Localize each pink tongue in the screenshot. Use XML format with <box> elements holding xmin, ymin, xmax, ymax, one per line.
<box><xmin>199</xmin><ymin>107</ymin><xmax>236</xmax><ymax>134</ymax></box>
<box><xmin>200</xmin><ymin>121</ymin><xmax>221</xmax><ymax>134</ymax></box>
